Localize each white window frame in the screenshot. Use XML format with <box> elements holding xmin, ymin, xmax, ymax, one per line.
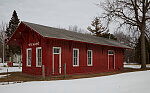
<box><xmin>108</xmin><ymin>50</ymin><xmax>115</xmax><ymax>70</ymax></box>
<box><xmin>87</xmin><ymin>50</ymin><xmax>93</xmax><ymax>66</ymax></box>
<box><xmin>73</xmin><ymin>48</ymin><xmax>79</xmax><ymax>67</ymax></box>
<box><xmin>36</xmin><ymin>47</ymin><xmax>42</xmax><ymax>67</ymax></box>
<box><xmin>53</xmin><ymin>47</ymin><xmax>61</xmax><ymax>74</ymax></box>
<box><xmin>26</xmin><ymin>48</ymin><xmax>32</xmax><ymax>67</ymax></box>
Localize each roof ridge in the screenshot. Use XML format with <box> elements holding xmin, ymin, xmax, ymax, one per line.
<box><xmin>22</xmin><ymin>21</ymin><xmax>88</xmax><ymax>35</ymax></box>
<box><xmin>22</xmin><ymin>21</ymin><xmax>117</xmax><ymax>41</ymax></box>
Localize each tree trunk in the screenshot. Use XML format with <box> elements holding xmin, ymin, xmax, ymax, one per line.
<box><xmin>147</xmin><ymin>52</ymin><xmax>149</xmax><ymax>64</ymax></box>
<box><xmin>141</xmin><ymin>27</ymin><xmax>146</xmax><ymax>69</ymax></box>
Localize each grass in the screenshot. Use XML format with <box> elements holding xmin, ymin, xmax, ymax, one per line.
<box><xmin>0</xmin><ymin>67</ymin><xmax>150</xmax><ymax>84</ymax></box>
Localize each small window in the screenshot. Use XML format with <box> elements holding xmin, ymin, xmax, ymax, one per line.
<box><xmin>108</xmin><ymin>50</ymin><xmax>114</xmax><ymax>55</ymax></box>
<box><xmin>87</xmin><ymin>50</ymin><xmax>92</xmax><ymax>66</ymax></box>
<box><xmin>36</xmin><ymin>47</ymin><xmax>42</xmax><ymax>67</ymax></box>
<box><xmin>53</xmin><ymin>47</ymin><xmax>60</xmax><ymax>54</ymax></box>
<box><xmin>27</xmin><ymin>48</ymin><xmax>32</xmax><ymax>66</ymax></box>
<box><xmin>73</xmin><ymin>48</ymin><xmax>79</xmax><ymax>66</ymax></box>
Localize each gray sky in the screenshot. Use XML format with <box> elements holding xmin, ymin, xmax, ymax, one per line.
<box><xmin>0</xmin><ymin>0</ymin><xmax>105</xmax><ymax>32</ymax></box>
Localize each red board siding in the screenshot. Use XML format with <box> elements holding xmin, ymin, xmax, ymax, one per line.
<box><xmin>19</xmin><ymin>24</ymin><xmax>124</xmax><ymax>76</ymax></box>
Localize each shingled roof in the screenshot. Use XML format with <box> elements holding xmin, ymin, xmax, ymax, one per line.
<box><xmin>23</xmin><ymin>21</ymin><xmax>130</xmax><ymax>49</ymax></box>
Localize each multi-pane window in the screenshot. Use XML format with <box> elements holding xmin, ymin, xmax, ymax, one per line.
<box><xmin>27</xmin><ymin>48</ymin><xmax>32</xmax><ymax>66</ymax></box>
<box><xmin>87</xmin><ymin>50</ymin><xmax>92</xmax><ymax>66</ymax></box>
<box><xmin>36</xmin><ymin>47</ymin><xmax>42</xmax><ymax>67</ymax></box>
<box><xmin>73</xmin><ymin>48</ymin><xmax>79</xmax><ymax>66</ymax></box>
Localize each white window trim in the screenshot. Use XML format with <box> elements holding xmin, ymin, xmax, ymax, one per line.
<box><xmin>36</xmin><ymin>47</ymin><xmax>42</xmax><ymax>67</ymax></box>
<box><xmin>73</xmin><ymin>48</ymin><xmax>79</xmax><ymax>67</ymax></box>
<box><xmin>87</xmin><ymin>50</ymin><xmax>93</xmax><ymax>66</ymax></box>
<box><xmin>53</xmin><ymin>47</ymin><xmax>61</xmax><ymax>74</ymax></box>
<box><xmin>108</xmin><ymin>50</ymin><xmax>115</xmax><ymax>70</ymax></box>
<box><xmin>26</xmin><ymin>48</ymin><xmax>32</xmax><ymax>67</ymax></box>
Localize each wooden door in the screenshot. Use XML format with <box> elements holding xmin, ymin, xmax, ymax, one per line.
<box><xmin>53</xmin><ymin>47</ymin><xmax>61</xmax><ymax>75</ymax></box>
<box><xmin>54</xmin><ymin>54</ymin><xmax>59</xmax><ymax>74</ymax></box>
<box><xmin>109</xmin><ymin>55</ymin><xmax>114</xmax><ymax>70</ymax></box>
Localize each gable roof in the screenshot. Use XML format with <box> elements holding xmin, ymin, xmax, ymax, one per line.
<box><xmin>22</xmin><ymin>21</ymin><xmax>130</xmax><ymax>49</ymax></box>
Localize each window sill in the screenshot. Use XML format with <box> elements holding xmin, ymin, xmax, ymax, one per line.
<box><xmin>73</xmin><ymin>65</ymin><xmax>79</xmax><ymax>67</ymax></box>
<box><xmin>87</xmin><ymin>65</ymin><xmax>93</xmax><ymax>66</ymax></box>
<box><xmin>36</xmin><ymin>65</ymin><xmax>42</xmax><ymax>67</ymax></box>
<box><xmin>26</xmin><ymin>65</ymin><xmax>31</xmax><ymax>67</ymax></box>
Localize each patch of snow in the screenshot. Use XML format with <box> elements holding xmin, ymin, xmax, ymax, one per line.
<box><xmin>124</xmin><ymin>64</ymin><xmax>141</xmax><ymax>69</ymax></box>
<box><xmin>123</xmin><ymin>62</ymin><xmax>138</xmax><ymax>65</ymax></box>
<box><xmin>0</xmin><ymin>63</ymin><xmax>7</xmax><ymax>67</ymax></box>
<box><xmin>124</xmin><ymin>64</ymin><xmax>150</xmax><ymax>69</ymax></box>
<box><xmin>0</xmin><ymin>74</ymin><xmax>10</xmax><ymax>78</ymax></box>
<box><xmin>0</xmin><ymin>82</ymin><xmax>17</xmax><ymax>85</ymax></box>
<box><xmin>0</xmin><ymin>70</ymin><xmax>150</xmax><ymax>93</ymax></box>
<box><xmin>0</xmin><ymin>63</ymin><xmax>22</xmax><ymax>67</ymax></box>
<box><xmin>0</xmin><ymin>67</ymin><xmax>22</xmax><ymax>73</ymax></box>
<box><xmin>13</xmin><ymin>63</ymin><xmax>22</xmax><ymax>66</ymax></box>
<box><xmin>0</xmin><ymin>63</ymin><xmax>22</xmax><ymax>73</ymax></box>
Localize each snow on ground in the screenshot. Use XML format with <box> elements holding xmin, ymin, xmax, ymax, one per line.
<box><xmin>0</xmin><ymin>75</ymin><xmax>8</xmax><ymax>78</ymax></box>
<box><xmin>0</xmin><ymin>74</ymin><xmax>10</xmax><ymax>78</ymax></box>
<box><xmin>124</xmin><ymin>64</ymin><xmax>150</xmax><ymax>69</ymax></box>
<box><xmin>0</xmin><ymin>67</ymin><xmax>22</xmax><ymax>73</ymax></box>
<box><xmin>0</xmin><ymin>63</ymin><xmax>7</xmax><ymax>67</ymax></box>
<box><xmin>0</xmin><ymin>70</ymin><xmax>150</xmax><ymax>93</ymax></box>
<box><xmin>0</xmin><ymin>63</ymin><xmax>22</xmax><ymax>73</ymax></box>
<box><xmin>0</xmin><ymin>63</ymin><xmax>149</xmax><ymax>93</ymax></box>
<box><xmin>0</xmin><ymin>63</ymin><xmax>22</xmax><ymax>67</ymax></box>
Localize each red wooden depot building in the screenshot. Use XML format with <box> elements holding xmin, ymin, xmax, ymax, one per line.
<box><xmin>8</xmin><ymin>21</ymin><xmax>130</xmax><ymax>76</ymax></box>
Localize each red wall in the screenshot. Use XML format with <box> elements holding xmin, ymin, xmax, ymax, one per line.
<box><xmin>20</xmin><ymin>24</ymin><xmax>124</xmax><ymax>76</ymax></box>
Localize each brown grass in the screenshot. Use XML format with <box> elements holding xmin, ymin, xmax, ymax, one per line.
<box><xmin>0</xmin><ymin>68</ymin><xmax>150</xmax><ymax>84</ymax></box>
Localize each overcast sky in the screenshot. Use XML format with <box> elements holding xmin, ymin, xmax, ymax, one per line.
<box><xmin>0</xmin><ymin>0</ymin><xmax>106</xmax><ymax>32</ymax></box>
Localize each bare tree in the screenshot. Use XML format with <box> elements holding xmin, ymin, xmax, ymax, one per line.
<box><xmin>114</xmin><ymin>31</ymin><xmax>139</xmax><ymax>47</ymax></box>
<box><xmin>0</xmin><ymin>22</ymin><xmax>7</xmax><ymax>63</ymax></box>
<box><xmin>68</xmin><ymin>25</ymin><xmax>86</xmax><ymax>33</ymax></box>
<box><xmin>100</xmin><ymin>0</ymin><xmax>150</xmax><ymax>69</ymax></box>
<box><xmin>114</xmin><ymin>31</ymin><xmax>139</xmax><ymax>63</ymax></box>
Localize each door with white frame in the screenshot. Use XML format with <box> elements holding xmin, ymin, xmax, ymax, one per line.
<box><xmin>53</xmin><ymin>47</ymin><xmax>61</xmax><ymax>74</ymax></box>
<box><xmin>108</xmin><ymin>50</ymin><xmax>115</xmax><ymax>70</ymax></box>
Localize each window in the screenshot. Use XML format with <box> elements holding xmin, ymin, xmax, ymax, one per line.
<box><xmin>53</xmin><ymin>47</ymin><xmax>60</xmax><ymax>54</ymax></box>
<box><xmin>108</xmin><ymin>50</ymin><xmax>114</xmax><ymax>55</ymax></box>
<box><xmin>36</xmin><ymin>47</ymin><xmax>42</xmax><ymax>67</ymax></box>
<box><xmin>27</xmin><ymin>48</ymin><xmax>32</xmax><ymax>66</ymax></box>
<box><xmin>73</xmin><ymin>48</ymin><xmax>79</xmax><ymax>66</ymax></box>
<box><xmin>87</xmin><ymin>50</ymin><xmax>92</xmax><ymax>66</ymax></box>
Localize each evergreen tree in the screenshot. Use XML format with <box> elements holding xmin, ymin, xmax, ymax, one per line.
<box><xmin>87</xmin><ymin>17</ymin><xmax>117</xmax><ymax>40</ymax></box>
<box><xmin>87</xmin><ymin>17</ymin><xmax>106</xmax><ymax>37</ymax></box>
<box><xmin>5</xmin><ymin>10</ymin><xmax>20</xmax><ymax>65</ymax></box>
<box><xmin>6</xmin><ymin>10</ymin><xmax>20</xmax><ymax>40</ymax></box>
